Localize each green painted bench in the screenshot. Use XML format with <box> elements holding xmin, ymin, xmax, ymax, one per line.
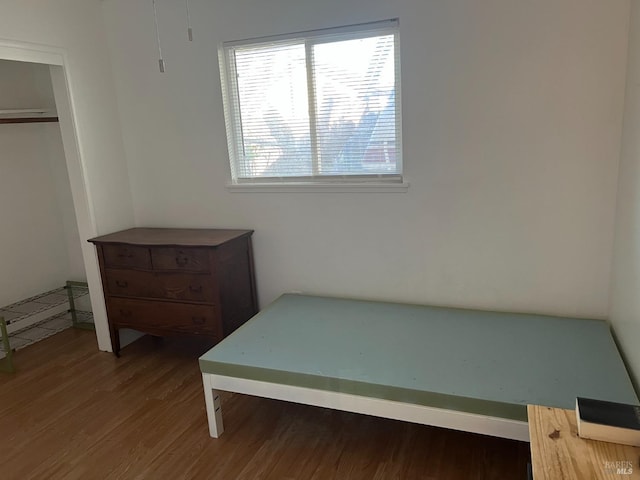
<box><xmin>199</xmin><ymin>294</ymin><xmax>638</xmax><ymax>441</ymax></box>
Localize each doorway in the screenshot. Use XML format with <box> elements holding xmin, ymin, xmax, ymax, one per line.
<box><xmin>0</xmin><ymin>40</ymin><xmax>110</xmax><ymax>354</ymax></box>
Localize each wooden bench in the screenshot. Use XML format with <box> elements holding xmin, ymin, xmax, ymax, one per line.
<box><xmin>199</xmin><ymin>294</ymin><xmax>638</xmax><ymax>441</ymax></box>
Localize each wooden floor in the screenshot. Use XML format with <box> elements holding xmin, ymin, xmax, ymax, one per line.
<box><xmin>0</xmin><ymin>329</ymin><xmax>531</xmax><ymax>479</ymax></box>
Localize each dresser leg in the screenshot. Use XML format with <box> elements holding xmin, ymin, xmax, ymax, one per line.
<box><xmin>202</xmin><ymin>373</ymin><xmax>224</xmax><ymax>438</ymax></box>
<box><xmin>110</xmin><ymin>327</ymin><xmax>121</xmax><ymax>357</ymax></box>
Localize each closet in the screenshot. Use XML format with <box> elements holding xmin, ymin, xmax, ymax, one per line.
<box><xmin>0</xmin><ymin>59</ymin><xmax>90</xmax><ymax>371</ymax></box>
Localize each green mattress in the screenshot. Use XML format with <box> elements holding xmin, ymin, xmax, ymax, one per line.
<box><xmin>199</xmin><ymin>294</ymin><xmax>638</xmax><ymax>422</ymax></box>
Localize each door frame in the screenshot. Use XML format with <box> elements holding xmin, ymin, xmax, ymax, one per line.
<box><xmin>0</xmin><ymin>39</ymin><xmax>111</xmax><ymax>351</ymax></box>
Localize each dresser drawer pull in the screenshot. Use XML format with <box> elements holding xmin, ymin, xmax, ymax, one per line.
<box><xmin>191</xmin><ymin>316</ymin><xmax>206</xmax><ymax>325</ymax></box>
<box><xmin>117</xmin><ymin>252</ymin><xmax>134</xmax><ymax>259</ymax></box>
<box><xmin>175</xmin><ymin>256</ymin><xmax>189</xmax><ymax>267</ymax></box>
<box><xmin>115</xmin><ymin>280</ymin><xmax>129</xmax><ymax>288</ymax></box>
<box><xmin>189</xmin><ymin>285</ymin><xmax>203</xmax><ymax>294</ymax></box>
<box><xmin>119</xmin><ymin>309</ymin><xmax>132</xmax><ymax>318</ymax></box>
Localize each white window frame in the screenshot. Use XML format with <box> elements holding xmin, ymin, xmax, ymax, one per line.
<box><xmin>219</xmin><ymin>19</ymin><xmax>407</xmax><ymax>192</ymax></box>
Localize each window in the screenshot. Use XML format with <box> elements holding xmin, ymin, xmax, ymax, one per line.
<box><xmin>219</xmin><ymin>19</ymin><xmax>402</xmax><ymax>186</ymax></box>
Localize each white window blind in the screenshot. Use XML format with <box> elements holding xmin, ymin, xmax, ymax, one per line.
<box><xmin>219</xmin><ymin>19</ymin><xmax>402</xmax><ymax>184</ymax></box>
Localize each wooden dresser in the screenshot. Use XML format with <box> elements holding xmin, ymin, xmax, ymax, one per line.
<box><xmin>88</xmin><ymin>228</ymin><xmax>258</xmax><ymax>356</ymax></box>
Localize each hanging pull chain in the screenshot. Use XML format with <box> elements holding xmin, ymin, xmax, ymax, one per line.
<box><xmin>152</xmin><ymin>0</ymin><xmax>165</xmax><ymax>72</ymax></box>
<box><xmin>185</xmin><ymin>0</ymin><xmax>193</xmax><ymax>41</ymax></box>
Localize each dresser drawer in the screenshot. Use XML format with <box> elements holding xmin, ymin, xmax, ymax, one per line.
<box><xmin>105</xmin><ymin>269</ymin><xmax>216</xmax><ymax>303</ymax></box>
<box><xmin>155</xmin><ymin>273</ymin><xmax>216</xmax><ymax>302</ymax></box>
<box><xmin>102</xmin><ymin>244</ymin><xmax>151</xmax><ymax>269</ymax></box>
<box><xmin>105</xmin><ymin>269</ymin><xmax>156</xmax><ymax>298</ymax></box>
<box><xmin>108</xmin><ymin>298</ymin><xmax>221</xmax><ymax>337</ymax></box>
<box><xmin>151</xmin><ymin>247</ymin><xmax>210</xmax><ymax>272</ymax></box>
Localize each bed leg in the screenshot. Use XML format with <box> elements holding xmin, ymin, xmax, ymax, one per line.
<box><xmin>202</xmin><ymin>373</ymin><xmax>224</xmax><ymax>438</ymax></box>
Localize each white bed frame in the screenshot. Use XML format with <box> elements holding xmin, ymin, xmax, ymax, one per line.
<box><xmin>202</xmin><ymin>373</ymin><xmax>530</xmax><ymax>442</ymax></box>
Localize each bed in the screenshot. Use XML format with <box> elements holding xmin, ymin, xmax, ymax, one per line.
<box><xmin>199</xmin><ymin>294</ymin><xmax>638</xmax><ymax>441</ymax></box>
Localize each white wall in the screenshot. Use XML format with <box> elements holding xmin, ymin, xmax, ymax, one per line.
<box><xmin>0</xmin><ymin>60</ymin><xmax>55</xmax><ymax>111</ymax></box>
<box><xmin>610</xmin><ymin>1</ymin><xmax>640</xmax><ymax>390</ymax></box>
<box><xmin>101</xmin><ymin>0</ymin><xmax>630</xmax><ymax>319</ymax></box>
<box><xmin>0</xmin><ymin>0</ymin><xmax>134</xmax><ymax>235</ymax></box>
<box><xmin>0</xmin><ymin>122</ymin><xmax>68</xmax><ymax>304</ymax></box>
<box><xmin>42</xmin><ymin>116</ymin><xmax>86</xmax><ymax>282</ymax></box>
<box><xmin>0</xmin><ymin>0</ymin><xmax>135</xmax><ymax>350</ymax></box>
<box><xmin>0</xmin><ymin>60</ymin><xmax>83</xmax><ymax>305</ymax></box>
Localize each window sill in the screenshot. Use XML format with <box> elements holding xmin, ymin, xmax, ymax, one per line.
<box><xmin>225</xmin><ymin>181</ymin><xmax>410</xmax><ymax>193</ymax></box>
